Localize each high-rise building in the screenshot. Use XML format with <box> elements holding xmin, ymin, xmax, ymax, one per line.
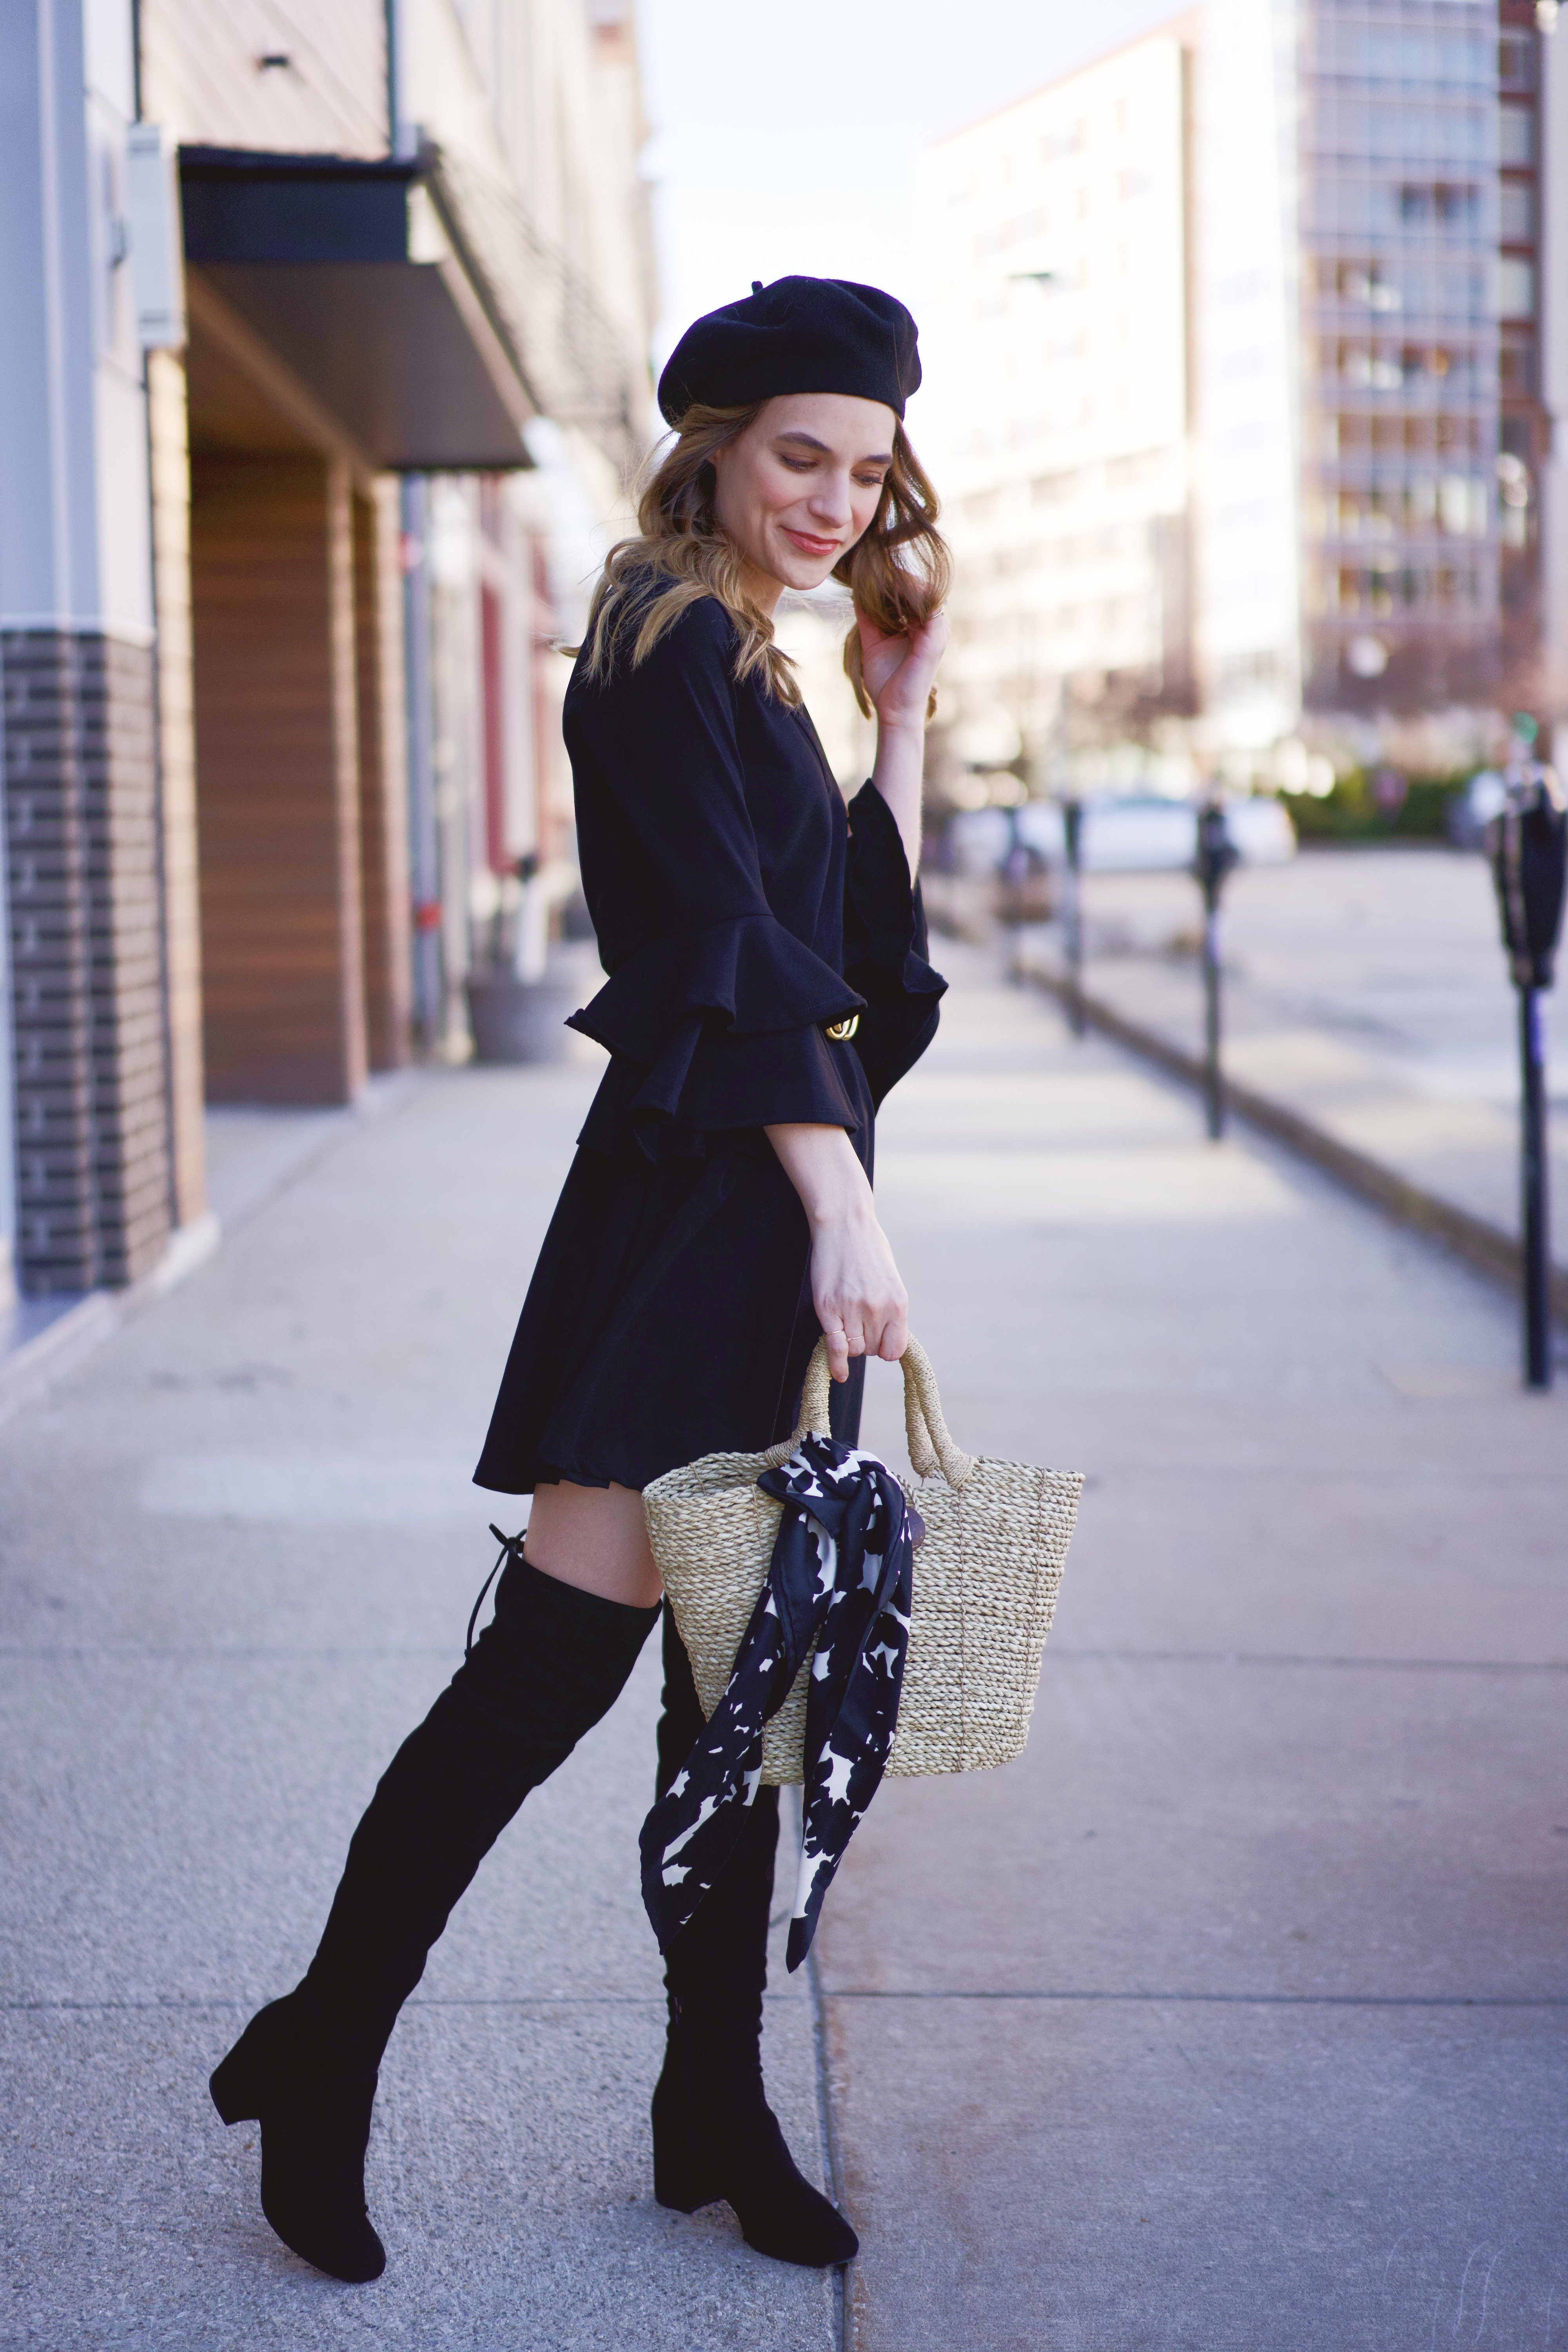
<box><xmin>1295</xmin><ymin>0</ymin><xmax>1502</xmax><ymax>718</ymax></box>
<box><xmin>917</xmin><ymin>0</ymin><xmax>1566</xmax><ymax>795</ymax></box>
<box><xmin>1496</xmin><ymin>0</ymin><xmax>1553</xmax><ymax>677</ymax></box>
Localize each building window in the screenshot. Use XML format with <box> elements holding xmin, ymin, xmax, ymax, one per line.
<box><xmin>1437</xmin><ymin>475</ymin><xmax>1486</xmax><ymax>537</ymax></box>
<box><xmin>1331</xmin><ymin>259</ymin><xmax>1400</xmax><ymax>309</ymax></box>
<box><xmin>1498</xmin><ymin>436</ymin><xmax>1533</xmax><ymax>550</ymax></box>
<box><xmin>1397</xmin><ymin>181</ymin><xmax>1479</xmax><ymax>225</ymax></box>
<box><xmin>1499</xmin><ymin>182</ymin><xmax>1534</xmax><ymax>241</ymax></box>
<box><xmin>1497</xmin><ymin>256</ymin><xmax>1536</xmax><ymax>319</ymax></box>
<box><xmin>1434</xmin><ymin>413</ymin><xmax>1479</xmax><ymax>456</ymax></box>
<box><xmin>1501</xmin><ymin>330</ymin><xmax>1536</xmax><ymax>394</ymax></box>
<box><xmin>1499</xmin><ymin>33</ymin><xmax>1537</xmax><ymax>92</ymax></box>
<box><xmin>1336</xmin><ymin>341</ymin><xmax>1404</xmax><ymax>389</ymax></box>
<box><xmin>1498</xmin><ymin>105</ymin><xmax>1535</xmax><ymax>167</ymax></box>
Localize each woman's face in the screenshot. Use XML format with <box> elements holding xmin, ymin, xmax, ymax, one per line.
<box><xmin>707</xmin><ymin>393</ymin><xmax>897</xmax><ymax>607</ymax></box>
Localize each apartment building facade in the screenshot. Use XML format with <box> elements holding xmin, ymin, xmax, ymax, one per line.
<box><xmin>918</xmin><ymin>0</ymin><xmax>1567</xmax><ymax>792</ymax></box>
<box><xmin>915</xmin><ymin>25</ymin><xmax>1199</xmax><ymax>787</ymax></box>
<box><xmin>0</xmin><ymin>0</ymin><xmax>654</xmax><ymax>1305</ymax></box>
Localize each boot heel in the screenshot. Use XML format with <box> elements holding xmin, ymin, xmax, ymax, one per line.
<box><xmin>653</xmin><ymin>2143</ymin><xmax>720</xmax><ymax>2212</ymax></box>
<box><xmin>210</xmin><ymin>1995</ymin><xmax>291</xmax><ymax>2126</ymax></box>
<box><xmin>210</xmin><ymin>2042</ymin><xmax>262</xmax><ymax>2126</ymax></box>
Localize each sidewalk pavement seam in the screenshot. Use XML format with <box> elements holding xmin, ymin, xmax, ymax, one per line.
<box><xmin>812</xmin><ymin>1991</ymin><xmax>1568</xmax><ymax>2007</ymax></box>
<box><xmin>10</xmin><ymin>1645</ymin><xmax>1562</xmax><ymax>1668</ymax></box>
<box><xmin>0</xmin><ymin>1071</ymin><xmax>428</xmax><ymax>1430</ymax></box>
<box><xmin>202</xmin><ymin>1069</ymin><xmax>425</xmax><ymax>1242</ymax></box>
<box><xmin>11</xmin><ymin>1991</ymin><xmax>1565</xmax><ymax>2011</ymax></box>
<box><xmin>2</xmin><ymin>1996</ymin><xmax>673</xmax><ymax>2013</ymax></box>
<box><xmin>1023</xmin><ymin>965</ymin><xmax>1568</xmax><ymax>1326</ymax></box>
<box><xmin>933</xmin><ymin>1461</ymin><xmax>1568</xmax><ymax>1489</ymax></box>
<box><xmin>1046</xmin><ymin>1651</ymin><xmax>1568</xmax><ymax>1671</ymax></box>
<box><xmin>795</xmin><ymin>1789</ymin><xmax>851</xmax><ymax>2352</ymax></box>
<box><xmin>0</xmin><ymin>1644</ymin><xmax>469</xmax><ymax>1658</ymax></box>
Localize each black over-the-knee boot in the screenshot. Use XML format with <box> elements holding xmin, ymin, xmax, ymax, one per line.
<box><xmin>211</xmin><ymin>1555</ymin><xmax>660</xmax><ymax>2283</ymax></box>
<box><xmin>650</xmin><ymin>1609</ymin><xmax>858</xmax><ymax>2267</ymax></box>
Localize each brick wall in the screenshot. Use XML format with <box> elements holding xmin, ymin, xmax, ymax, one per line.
<box><xmin>3</xmin><ymin>630</ymin><xmax>173</xmax><ymax>1292</ymax></box>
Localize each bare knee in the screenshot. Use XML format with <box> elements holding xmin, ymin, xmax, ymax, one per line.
<box><xmin>524</xmin><ymin>1481</ymin><xmax>662</xmax><ymax>1610</ymax></box>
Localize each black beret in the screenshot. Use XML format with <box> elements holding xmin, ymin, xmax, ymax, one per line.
<box><xmin>658</xmin><ymin>276</ymin><xmax>921</xmax><ymax>427</ymax></box>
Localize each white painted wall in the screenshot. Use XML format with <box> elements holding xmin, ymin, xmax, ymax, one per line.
<box><xmin>1191</xmin><ymin>0</ymin><xmax>1303</xmax><ymax>744</ymax></box>
<box><xmin>0</xmin><ymin>0</ymin><xmax>152</xmax><ymax>638</ymax></box>
<box><xmin>0</xmin><ymin>0</ymin><xmax>157</xmax><ymax>1300</ymax></box>
<box><xmin>917</xmin><ymin>29</ymin><xmax>1194</xmax><ymax>762</ymax></box>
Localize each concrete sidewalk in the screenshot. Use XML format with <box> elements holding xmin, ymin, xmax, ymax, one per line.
<box><xmin>2</xmin><ymin>940</ymin><xmax>1565</xmax><ymax>2349</ymax></box>
<box><xmin>825</xmin><ymin>944</ymin><xmax>1568</xmax><ymax>2351</ymax></box>
<box><xmin>1009</xmin><ymin>846</ymin><xmax>1568</xmax><ymax>1303</ymax></box>
<box><xmin>0</xmin><ymin>1054</ymin><xmax>834</xmax><ymax>2352</ymax></box>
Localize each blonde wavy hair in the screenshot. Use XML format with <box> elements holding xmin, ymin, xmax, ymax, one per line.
<box><xmin>580</xmin><ymin>401</ymin><xmax>951</xmax><ymax>714</ymax></box>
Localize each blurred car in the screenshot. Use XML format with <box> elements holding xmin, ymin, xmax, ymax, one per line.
<box><xmin>947</xmin><ymin>793</ymin><xmax>1296</xmax><ymax>877</ymax></box>
<box><xmin>1445</xmin><ymin>770</ymin><xmax>1506</xmax><ymax>852</ymax></box>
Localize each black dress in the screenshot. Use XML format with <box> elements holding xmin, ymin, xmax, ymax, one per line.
<box><xmin>473</xmin><ymin>595</ymin><xmax>945</xmax><ymax>1497</ymax></box>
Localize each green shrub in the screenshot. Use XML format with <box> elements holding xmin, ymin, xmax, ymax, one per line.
<box><xmin>1289</xmin><ymin>770</ymin><xmax>1466</xmax><ymax>840</ymax></box>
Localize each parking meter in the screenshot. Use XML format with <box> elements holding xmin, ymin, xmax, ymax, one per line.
<box><xmin>1486</xmin><ymin>738</ymin><xmax>1566</xmax><ymax>1388</ymax></box>
<box><xmin>1489</xmin><ymin>763</ymin><xmax>1566</xmax><ymax>989</ymax></box>
<box><xmin>1194</xmin><ymin>801</ymin><xmax>1240</xmax><ymax>1140</ymax></box>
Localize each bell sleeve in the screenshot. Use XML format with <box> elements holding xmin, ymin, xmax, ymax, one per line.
<box><xmin>841</xmin><ymin>781</ymin><xmax>947</xmax><ymax>1106</ymax></box>
<box><xmin>565</xmin><ymin>601</ymin><xmax>867</xmax><ymax>1157</ymax></box>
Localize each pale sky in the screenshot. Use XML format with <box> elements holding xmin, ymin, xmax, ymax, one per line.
<box><xmin>633</xmin><ymin>0</ymin><xmax>1184</xmax><ymax>412</ymax></box>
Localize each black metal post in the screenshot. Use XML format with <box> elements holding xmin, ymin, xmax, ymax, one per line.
<box><xmin>1194</xmin><ymin>800</ymin><xmax>1237</xmax><ymax>1143</ymax></box>
<box><xmin>1062</xmin><ymin>797</ymin><xmax>1084</xmax><ymax>1038</ymax></box>
<box><xmin>1201</xmin><ymin>880</ymin><xmax>1223</xmax><ymax>1141</ymax></box>
<box><xmin>1520</xmin><ymin>983</ymin><xmax>1551</xmax><ymax>1388</ymax></box>
<box><xmin>1485</xmin><ymin>733</ymin><xmax>1566</xmax><ymax>1391</ymax></box>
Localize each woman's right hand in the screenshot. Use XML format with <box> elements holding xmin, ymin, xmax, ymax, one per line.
<box><xmin>763</xmin><ymin>1122</ymin><xmax>909</xmax><ymax>1382</ymax></box>
<box><xmin>808</xmin><ymin>1200</ymin><xmax>909</xmax><ymax>1384</ymax></box>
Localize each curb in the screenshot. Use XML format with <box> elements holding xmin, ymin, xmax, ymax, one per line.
<box><xmin>1023</xmin><ymin>965</ymin><xmax>1568</xmax><ymax>1327</ymax></box>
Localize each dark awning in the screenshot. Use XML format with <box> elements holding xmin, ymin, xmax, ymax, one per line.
<box><xmin>179</xmin><ymin>147</ymin><xmax>535</xmax><ymax>472</ymax></box>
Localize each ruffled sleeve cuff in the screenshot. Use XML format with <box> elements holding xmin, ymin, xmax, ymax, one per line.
<box><xmin>568</xmin><ymin>911</ymin><xmax>867</xmax><ymax>1160</ymax></box>
<box><xmin>842</xmin><ymin>783</ymin><xmax>948</xmax><ymax>1104</ymax></box>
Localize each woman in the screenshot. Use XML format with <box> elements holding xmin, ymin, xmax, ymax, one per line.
<box><xmin>209</xmin><ymin>275</ymin><xmax>950</xmax><ymax>2284</ymax></box>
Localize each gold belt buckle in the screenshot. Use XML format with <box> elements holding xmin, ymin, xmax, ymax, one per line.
<box><xmin>824</xmin><ymin>1013</ymin><xmax>860</xmax><ymax>1042</ymax></box>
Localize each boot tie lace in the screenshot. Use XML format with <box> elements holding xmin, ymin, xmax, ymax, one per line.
<box><xmin>466</xmin><ymin>1525</ymin><xmax>526</xmax><ymax>1657</ymax></box>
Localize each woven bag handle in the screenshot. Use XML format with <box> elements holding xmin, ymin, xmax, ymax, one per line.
<box><xmin>900</xmin><ymin>1334</ymin><xmax>976</xmax><ymax>1488</ymax></box>
<box><xmin>760</xmin><ymin>1334</ymin><xmax>975</xmax><ymax>1489</ymax></box>
<box><xmin>760</xmin><ymin>1339</ymin><xmax>835</xmax><ymax>1469</ymax></box>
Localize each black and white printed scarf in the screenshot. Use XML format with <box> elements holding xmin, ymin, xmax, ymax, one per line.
<box><xmin>641</xmin><ymin>1434</ymin><xmax>922</xmax><ymax>1972</ymax></box>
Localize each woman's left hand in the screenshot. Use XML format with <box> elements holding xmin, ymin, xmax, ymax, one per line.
<box><xmin>856</xmin><ymin>606</ymin><xmax>950</xmax><ymax>733</ymax></box>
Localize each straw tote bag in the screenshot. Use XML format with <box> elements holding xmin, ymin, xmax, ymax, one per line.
<box><xmin>643</xmin><ymin>1336</ymin><xmax>1083</xmax><ymax>1785</ymax></box>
